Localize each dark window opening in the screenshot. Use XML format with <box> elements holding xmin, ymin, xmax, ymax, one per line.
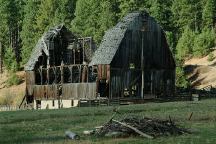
<box><xmin>71</xmin><ymin>100</ymin><xmax>73</xmax><ymax>106</ymax></box>
<box><xmin>52</xmin><ymin>100</ymin><xmax>55</xmax><ymax>107</ymax></box>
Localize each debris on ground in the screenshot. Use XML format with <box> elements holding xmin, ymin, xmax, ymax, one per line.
<box><xmin>84</xmin><ymin>116</ymin><xmax>191</xmax><ymax>139</ymax></box>
<box><xmin>65</xmin><ymin>131</ymin><xmax>80</xmax><ymax>140</ymax></box>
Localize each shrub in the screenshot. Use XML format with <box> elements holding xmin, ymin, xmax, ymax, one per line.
<box><xmin>6</xmin><ymin>73</ymin><xmax>22</xmax><ymax>87</ymax></box>
<box><xmin>166</xmin><ymin>31</ymin><xmax>176</xmax><ymax>53</ymax></box>
<box><xmin>176</xmin><ymin>66</ymin><xmax>190</xmax><ymax>88</ymax></box>
<box><xmin>207</xmin><ymin>52</ymin><xmax>215</xmax><ymax>61</ymax></box>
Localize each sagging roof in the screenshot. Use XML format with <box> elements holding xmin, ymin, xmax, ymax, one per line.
<box><xmin>24</xmin><ymin>24</ymin><xmax>73</xmax><ymax>71</ymax></box>
<box><xmin>89</xmin><ymin>12</ymin><xmax>141</xmax><ymax>66</ymax></box>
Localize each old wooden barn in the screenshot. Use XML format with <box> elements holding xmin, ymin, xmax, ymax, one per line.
<box><xmin>24</xmin><ymin>25</ymin><xmax>97</xmax><ymax>109</ymax></box>
<box><xmin>24</xmin><ymin>12</ymin><xmax>175</xmax><ymax>109</ymax></box>
<box><xmin>90</xmin><ymin>12</ymin><xmax>176</xmax><ymax>101</ymax></box>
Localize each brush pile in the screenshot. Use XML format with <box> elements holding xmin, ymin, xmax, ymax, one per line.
<box><xmin>93</xmin><ymin>116</ymin><xmax>191</xmax><ymax>138</ymax></box>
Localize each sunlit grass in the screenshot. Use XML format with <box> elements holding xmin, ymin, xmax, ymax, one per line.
<box><xmin>0</xmin><ymin>99</ymin><xmax>216</xmax><ymax>144</ymax></box>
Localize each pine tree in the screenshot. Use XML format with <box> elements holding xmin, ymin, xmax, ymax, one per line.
<box><xmin>35</xmin><ymin>0</ymin><xmax>58</xmax><ymax>39</ymax></box>
<box><xmin>202</xmin><ymin>0</ymin><xmax>214</xmax><ymax>28</ymax></box>
<box><xmin>71</xmin><ymin>0</ymin><xmax>117</xmax><ymax>43</ymax></box>
<box><xmin>117</xmin><ymin>0</ymin><xmax>147</xmax><ymax>18</ymax></box>
<box><xmin>148</xmin><ymin>0</ymin><xmax>173</xmax><ymax>30</ymax></box>
<box><xmin>0</xmin><ymin>0</ymin><xmax>24</xmax><ymax>71</ymax></box>
<box><xmin>53</xmin><ymin>0</ymin><xmax>77</xmax><ymax>28</ymax></box>
<box><xmin>4</xmin><ymin>47</ymin><xmax>18</xmax><ymax>72</ymax></box>
<box><xmin>193</xmin><ymin>28</ymin><xmax>215</xmax><ymax>57</ymax></box>
<box><xmin>71</xmin><ymin>0</ymin><xmax>89</xmax><ymax>36</ymax></box>
<box><xmin>171</xmin><ymin>0</ymin><xmax>202</xmax><ymax>31</ymax></box>
<box><xmin>176</xmin><ymin>27</ymin><xmax>195</xmax><ymax>60</ymax></box>
<box><xmin>6</xmin><ymin>0</ymin><xmax>24</xmax><ymax>63</ymax></box>
<box><xmin>0</xmin><ymin>0</ymin><xmax>10</xmax><ymax>48</ymax></box>
<box><xmin>20</xmin><ymin>0</ymin><xmax>40</xmax><ymax>65</ymax></box>
<box><xmin>94</xmin><ymin>1</ymin><xmax>117</xmax><ymax>42</ymax></box>
<box><xmin>35</xmin><ymin>0</ymin><xmax>77</xmax><ymax>40</ymax></box>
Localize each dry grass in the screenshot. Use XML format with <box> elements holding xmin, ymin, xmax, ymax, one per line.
<box><xmin>0</xmin><ymin>70</ymin><xmax>25</xmax><ymax>106</ymax></box>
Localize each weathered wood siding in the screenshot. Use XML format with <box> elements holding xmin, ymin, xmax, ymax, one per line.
<box><xmin>25</xmin><ymin>25</ymin><xmax>97</xmax><ymax>102</ymax></box>
<box><xmin>109</xmin><ymin>14</ymin><xmax>175</xmax><ymax>99</ymax></box>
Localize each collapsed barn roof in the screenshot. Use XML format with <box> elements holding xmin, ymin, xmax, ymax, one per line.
<box><xmin>89</xmin><ymin>11</ymin><xmax>172</xmax><ymax>66</ymax></box>
<box><xmin>24</xmin><ymin>24</ymin><xmax>75</xmax><ymax>71</ymax></box>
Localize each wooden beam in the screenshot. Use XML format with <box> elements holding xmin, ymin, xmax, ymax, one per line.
<box><xmin>70</xmin><ymin>66</ymin><xmax>73</xmax><ymax>83</ymax></box>
<box><xmin>82</xmin><ymin>38</ymin><xmax>85</xmax><ymax>64</ymax></box>
<box><xmin>47</xmin><ymin>65</ymin><xmax>50</xmax><ymax>84</ymax></box>
<box><xmin>61</xmin><ymin>63</ymin><xmax>64</xmax><ymax>84</ymax></box>
<box><xmin>112</xmin><ymin>119</ymin><xmax>153</xmax><ymax>139</ymax></box>
<box><xmin>39</xmin><ymin>68</ymin><xmax>43</xmax><ymax>85</ymax></box>
<box><xmin>73</xmin><ymin>49</ymin><xmax>75</xmax><ymax>64</ymax></box>
<box><xmin>141</xmin><ymin>32</ymin><xmax>144</xmax><ymax>99</ymax></box>
<box><xmin>79</xmin><ymin>65</ymin><xmax>81</xmax><ymax>83</ymax></box>
<box><xmin>53</xmin><ymin>67</ymin><xmax>57</xmax><ymax>84</ymax></box>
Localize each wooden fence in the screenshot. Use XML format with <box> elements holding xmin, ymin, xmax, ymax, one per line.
<box><xmin>0</xmin><ymin>105</ymin><xmax>20</xmax><ymax>111</ymax></box>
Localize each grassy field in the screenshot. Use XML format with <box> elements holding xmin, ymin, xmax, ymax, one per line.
<box><xmin>0</xmin><ymin>99</ymin><xmax>216</xmax><ymax>144</ymax></box>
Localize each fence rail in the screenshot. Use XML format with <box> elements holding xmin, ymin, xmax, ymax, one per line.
<box><xmin>1</xmin><ymin>92</ymin><xmax>216</xmax><ymax>111</ymax></box>
<box><xmin>0</xmin><ymin>105</ymin><xmax>20</xmax><ymax>111</ymax></box>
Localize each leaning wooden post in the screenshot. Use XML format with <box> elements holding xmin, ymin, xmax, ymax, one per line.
<box><xmin>0</xmin><ymin>42</ymin><xmax>2</xmax><ymax>74</ymax></box>
<box><xmin>141</xmin><ymin>31</ymin><xmax>144</xmax><ymax>99</ymax></box>
<box><xmin>46</xmin><ymin>65</ymin><xmax>50</xmax><ymax>100</ymax></box>
<box><xmin>82</xmin><ymin>38</ymin><xmax>85</xmax><ymax>64</ymax></box>
<box><xmin>59</xmin><ymin>62</ymin><xmax>64</xmax><ymax>108</ymax></box>
<box><xmin>61</xmin><ymin>62</ymin><xmax>64</xmax><ymax>84</ymax></box>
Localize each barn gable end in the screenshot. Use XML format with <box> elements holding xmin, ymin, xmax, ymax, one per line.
<box><xmin>90</xmin><ymin>11</ymin><xmax>176</xmax><ymax>100</ymax></box>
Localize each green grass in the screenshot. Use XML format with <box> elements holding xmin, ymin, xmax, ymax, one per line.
<box><xmin>0</xmin><ymin>99</ymin><xmax>216</xmax><ymax>144</ymax></box>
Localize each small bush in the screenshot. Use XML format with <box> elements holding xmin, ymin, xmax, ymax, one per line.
<box><xmin>176</xmin><ymin>67</ymin><xmax>190</xmax><ymax>88</ymax></box>
<box><xmin>207</xmin><ymin>52</ymin><xmax>215</xmax><ymax>61</ymax></box>
<box><xmin>6</xmin><ymin>73</ymin><xmax>22</xmax><ymax>87</ymax></box>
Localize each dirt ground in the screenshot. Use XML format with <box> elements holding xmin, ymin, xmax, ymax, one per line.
<box><xmin>185</xmin><ymin>50</ymin><xmax>216</xmax><ymax>89</ymax></box>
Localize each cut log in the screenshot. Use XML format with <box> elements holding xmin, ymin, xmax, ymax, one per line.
<box><xmin>112</xmin><ymin>119</ymin><xmax>154</xmax><ymax>139</ymax></box>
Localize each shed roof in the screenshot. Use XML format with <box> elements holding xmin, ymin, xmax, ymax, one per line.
<box><xmin>89</xmin><ymin>12</ymin><xmax>141</xmax><ymax>66</ymax></box>
<box><xmin>25</xmin><ymin>24</ymin><xmax>69</xmax><ymax>71</ymax></box>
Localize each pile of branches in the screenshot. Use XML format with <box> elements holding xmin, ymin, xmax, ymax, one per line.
<box><xmin>94</xmin><ymin>116</ymin><xmax>191</xmax><ymax>139</ymax></box>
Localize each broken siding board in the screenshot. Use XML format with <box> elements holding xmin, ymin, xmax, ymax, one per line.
<box><xmin>26</xmin><ymin>71</ymin><xmax>35</xmax><ymax>96</ymax></box>
<box><xmin>62</xmin><ymin>83</ymin><xmax>97</xmax><ymax>99</ymax></box>
<box><xmin>47</xmin><ymin>85</ymin><xmax>58</xmax><ymax>99</ymax></box>
<box><xmin>34</xmin><ymin>85</ymin><xmax>45</xmax><ymax>100</ymax></box>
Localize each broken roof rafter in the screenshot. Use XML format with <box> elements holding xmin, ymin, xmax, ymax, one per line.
<box><xmin>25</xmin><ymin>24</ymin><xmax>75</xmax><ymax>71</ymax></box>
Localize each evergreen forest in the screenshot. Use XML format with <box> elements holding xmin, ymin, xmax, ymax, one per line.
<box><xmin>0</xmin><ymin>0</ymin><xmax>216</xmax><ymax>87</ymax></box>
